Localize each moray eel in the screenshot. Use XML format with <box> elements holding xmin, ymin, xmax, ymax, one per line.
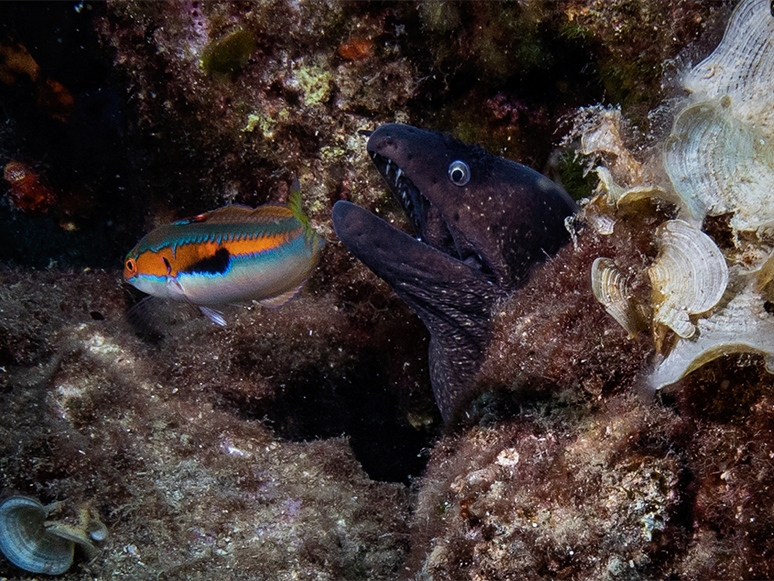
<box><xmin>332</xmin><ymin>124</ymin><xmax>577</xmax><ymax>423</ymax></box>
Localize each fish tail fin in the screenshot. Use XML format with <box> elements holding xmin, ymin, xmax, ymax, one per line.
<box><xmin>288</xmin><ymin>178</ymin><xmax>323</xmax><ymax>250</ymax></box>
<box><xmin>288</xmin><ymin>178</ymin><xmax>311</xmax><ymax>231</ymax></box>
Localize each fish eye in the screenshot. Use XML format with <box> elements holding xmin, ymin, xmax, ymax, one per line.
<box><xmin>125</xmin><ymin>258</ymin><xmax>136</xmax><ymax>273</ymax></box>
<box><xmin>447</xmin><ymin>160</ymin><xmax>470</xmax><ymax>186</ymax></box>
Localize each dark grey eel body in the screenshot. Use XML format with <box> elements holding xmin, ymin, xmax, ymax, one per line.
<box><xmin>332</xmin><ymin>124</ymin><xmax>577</xmax><ymax>423</ymax></box>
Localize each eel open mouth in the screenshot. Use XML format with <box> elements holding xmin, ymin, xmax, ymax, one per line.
<box><xmin>369</xmin><ymin>151</ymin><xmax>427</xmax><ymax>236</ymax></box>
<box><xmin>368</xmin><ymin>150</ymin><xmax>491</xmax><ymax>278</ymax></box>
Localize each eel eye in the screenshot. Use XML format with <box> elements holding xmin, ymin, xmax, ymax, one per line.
<box><xmin>447</xmin><ymin>160</ymin><xmax>470</xmax><ymax>186</ymax></box>
<box><xmin>125</xmin><ymin>258</ymin><xmax>136</xmax><ymax>274</ymax></box>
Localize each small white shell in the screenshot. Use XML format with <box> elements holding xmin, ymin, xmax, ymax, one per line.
<box><xmin>0</xmin><ymin>496</ymin><xmax>74</xmax><ymax>575</ymax></box>
<box><xmin>649</xmin><ymin>220</ymin><xmax>728</xmax><ymax>339</ymax></box>
<box><xmin>650</xmin><ymin>275</ymin><xmax>774</xmax><ymax>389</ymax></box>
<box><xmin>583</xmin><ymin>192</ymin><xmax>616</xmax><ymax>236</ymax></box>
<box><xmin>663</xmin><ymin>98</ymin><xmax>774</xmax><ymax>232</ymax></box>
<box><xmin>664</xmin><ymin>0</ymin><xmax>774</xmax><ymax>233</ymax></box>
<box><xmin>683</xmin><ymin>0</ymin><xmax>774</xmax><ymax>126</ymax></box>
<box><xmin>591</xmin><ymin>258</ymin><xmax>646</xmax><ymax>337</ymax></box>
<box><xmin>594</xmin><ymin>166</ymin><xmax>669</xmax><ymax>211</ymax></box>
<box><xmin>580</xmin><ymin>108</ymin><xmax>643</xmax><ymax>186</ymax></box>
<box><xmin>87</xmin><ymin>518</ymin><xmax>108</xmax><ymax>543</ymax></box>
<box><xmin>43</xmin><ymin>522</ymin><xmax>97</xmax><ymax>560</ymax></box>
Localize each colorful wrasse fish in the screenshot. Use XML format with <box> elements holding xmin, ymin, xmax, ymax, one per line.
<box><xmin>124</xmin><ymin>181</ymin><xmax>323</xmax><ymax>325</ymax></box>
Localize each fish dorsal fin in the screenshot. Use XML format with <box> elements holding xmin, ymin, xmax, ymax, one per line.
<box><xmin>259</xmin><ymin>282</ymin><xmax>305</xmax><ymax>308</ymax></box>
<box><xmin>175</xmin><ymin>204</ymin><xmax>293</xmax><ymax>226</ymax></box>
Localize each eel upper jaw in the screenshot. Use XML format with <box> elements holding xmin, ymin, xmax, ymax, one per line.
<box><xmin>369</xmin><ymin>151</ymin><xmax>492</xmax><ymax>279</ymax></box>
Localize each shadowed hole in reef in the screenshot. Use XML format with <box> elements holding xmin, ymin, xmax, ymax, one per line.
<box><xmin>234</xmin><ymin>349</ymin><xmax>436</xmax><ymax>484</ymax></box>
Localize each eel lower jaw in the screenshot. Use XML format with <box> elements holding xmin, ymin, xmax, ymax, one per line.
<box><xmin>369</xmin><ymin>151</ymin><xmax>494</xmax><ymax>280</ymax></box>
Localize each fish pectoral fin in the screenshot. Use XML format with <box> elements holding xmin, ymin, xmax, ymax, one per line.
<box><xmin>259</xmin><ymin>283</ymin><xmax>305</xmax><ymax>308</ymax></box>
<box><xmin>198</xmin><ymin>306</ymin><xmax>227</xmax><ymax>326</ymax></box>
<box><xmin>166</xmin><ymin>278</ymin><xmax>188</xmax><ymax>300</ymax></box>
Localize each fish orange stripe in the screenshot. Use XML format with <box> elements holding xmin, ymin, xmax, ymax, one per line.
<box><xmin>221</xmin><ymin>230</ymin><xmax>298</xmax><ymax>258</ymax></box>
<box><xmin>172</xmin><ymin>242</ymin><xmax>223</xmax><ymax>275</ymax></box>
<box><xmin>132</xmin><ymin>231</ymin><xmax>300</xmax><ymax>279</ymax></box>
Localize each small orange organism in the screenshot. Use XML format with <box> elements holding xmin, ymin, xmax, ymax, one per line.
<box><xmin>337</xmin><ymin>36</ymin><xmax>374</xmax><ymax>61</ymax></box>
<box><xmin>3</xmin><ymin>161</ymin><xmax>57</xmax><ymax>214</ymax></box>
<box><xmin>0</xmin><ymin>39</ymin><xmax>74</xmax><ymax>121</ymax></box>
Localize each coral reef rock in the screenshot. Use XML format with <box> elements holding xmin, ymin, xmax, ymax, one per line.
<box><xmin>3</xmin><ymin>1</ymin><xmax>774</xmax><ymax>579</ymax></box>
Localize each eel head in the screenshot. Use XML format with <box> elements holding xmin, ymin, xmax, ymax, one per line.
<box><xmin>333</xmin><ymin>124</ymin><xmax>577</xmax><ymax>423</ymax></box>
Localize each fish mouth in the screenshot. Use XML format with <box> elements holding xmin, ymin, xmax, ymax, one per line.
<box><xmin>369</xmin><ymin>151</ymin><xmax>492</xmax><ymax>278</ymax></box>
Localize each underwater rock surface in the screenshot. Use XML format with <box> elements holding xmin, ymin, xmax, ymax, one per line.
<box><xmin>406</xmin><ymin>394</ymin><xmax>690</xmax><ymax>580</ymax></box>
<box><xmin>0</xmin><ymin>267</ymin><xmax>410</xmax><ymax>579</ymax></box>
<box><xmin>3</xmin><ymin>0</ymin><xmax>774</xmax><ymax>579</ymax></box>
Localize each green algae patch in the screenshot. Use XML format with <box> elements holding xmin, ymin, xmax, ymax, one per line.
<box><xmin>296</xmin><ymin>62</ymin><xmax>333</xmax><ymax>106</ymax></box>
<box><xmin>556</xmin><ymin>151</ymin><xmax>597</xmax><ymax>201</ymax></box>
<box><xmin>242</xmin><ymin>109</ymin><xmax>290</xmax><ymax>140</ymax></box>
<box><xmin>319</xmin><ymin>144</ymin><xmax>346</xmax><ymax>163</ymax></box>
<box><xmin>201</xmin><ymin>28</ymin><xmax>256</xmax><ymax>76</ymax></box>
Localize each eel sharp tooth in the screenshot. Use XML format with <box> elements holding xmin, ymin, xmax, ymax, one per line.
<box><xmin>394</xmin><ymin>167</ymin><xmax>403</xmax><ymax>186</ymax></box>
